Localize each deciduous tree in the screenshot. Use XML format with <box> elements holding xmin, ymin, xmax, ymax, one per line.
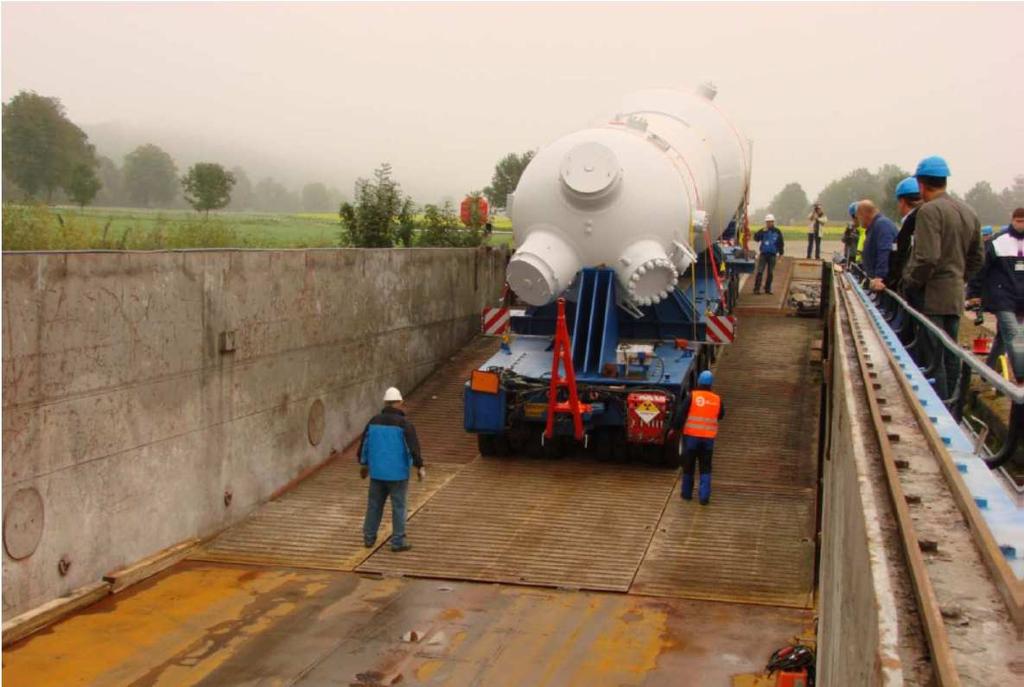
<box><xmin>964</xmin><ymin>181</ymin><xmax>1007</xmax><ymax>225</ymax></box>
<box><xmin>301</xmin><ymin>182</ymin><xmax>331</xmax><ymax>213</ymax></box>
<box><xmin>123</xmin><ymin>144</ymin><xmax>178</xmax><ymax>207</ymax></box>
<box><xmin>181</xmin><ymin>163</ymin><xmax>236</xmax><ymax>216</ymax></box>
<box><xmin>483</xmin><ymin>151</ymin><xmax>534</xmax><ymax>209</ymax></box>
<box><xmin>67</xmin><ymin>163</ymin><xmax>101</xmax><ymax>209</ymax></box>
<box><xmin>767</xmin><ymin>183</ymin><xmax>809</xmax><ymax>224</ymax></box>
<box><xmin>2</xmin><ymin>91</ymin><xmax>97</xmax><ymax>200</ymax></box>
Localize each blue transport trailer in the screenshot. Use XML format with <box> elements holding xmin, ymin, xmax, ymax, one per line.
<box><xmin>464</xmin><ymin>244</ymin><xmax>751</xmax><ymax>462</ymax></box>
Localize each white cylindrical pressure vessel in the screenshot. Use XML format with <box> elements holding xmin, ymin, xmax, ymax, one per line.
<box><xmin>508</xmin><ymin>84</ymin><xmax>751</xmax><ymax>307</ymax></box>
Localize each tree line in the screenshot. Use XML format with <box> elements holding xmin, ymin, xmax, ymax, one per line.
<box><xmin>760</xmin><ymin>165</ymin><xmax>1024</xmax><ymax>227</ymax></box>
<box><xmin>2</xmin><ymin>91</ymin><xmax>345</xmax><ymax>213</ymax></box>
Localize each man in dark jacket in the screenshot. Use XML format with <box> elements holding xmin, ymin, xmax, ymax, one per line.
<box><xmin>901</xmin><ymin>156</ymin><xmax>985</xmax><ymax>399</ymax></box>
<box><xmin>358</xmin><ymin>387</ymin><xmax>425</xmax><ymax>552</ymax></box>
<box><xmin>967</xmin><ymin>208</ymin><xmax>1024</xmax><ymax>381</ymax></box>
<box><xmin>753</xmin><ymin>214</ymin><xmax>785</xmax><ymax>295</ymax></box>
<box><xmin>877</xmin><ymin>177</ymin><xmax>924</xmax><ymax>296</ymax></box>
<box><xmin>858</xmin><ymin>200</ymin><xmax>899</xmax><ymax>286</ymax></box>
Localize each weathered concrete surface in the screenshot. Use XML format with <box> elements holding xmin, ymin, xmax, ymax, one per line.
<box><xmin>2</xmin><ymin>561</ymin><xmax>813</xmax><ymax>686</ymax></box>
<box><xmin>816</xmin><ymin>297</ymin><xmax>914</xmax><ymax>685</ymax></box>
<box><xmin>2</xmin><ymin>248</ymin><xmax>506</xmax><ymax>616</ymax></box>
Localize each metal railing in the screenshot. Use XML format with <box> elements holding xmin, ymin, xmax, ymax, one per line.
<box><xmin>845</xmin><ymin>262</ymin><xmax>1022</xmax><ymax>468</ymax></box>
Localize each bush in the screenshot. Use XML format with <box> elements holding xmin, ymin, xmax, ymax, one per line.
<box><xmin>416</xmin><ymin>201</ymin><xmax>484</xmax><ymax>247</ymax></box>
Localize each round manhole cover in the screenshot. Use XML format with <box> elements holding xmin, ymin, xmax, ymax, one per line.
<box><xmin>308</xmin><ymin>399</ymin><xmax>325</xmax><ymax>446</ymax></box>
<box><xmin>4</xmin><ymin>487</ymin><xmax>44</xmax><ymax>560</ymax></box>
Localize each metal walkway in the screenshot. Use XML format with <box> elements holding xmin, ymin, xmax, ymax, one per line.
<box><xmin>357</xmin><ymin>459</ymin><xmax>679</xmax><ymax>592</ymax></box>
<box><xmin>190</xmin><ymin>338</ymin><xmax>496</xmax><ymax>570</ymax></box>
<box><xmin>631</xmin><ymin>315</ymin><xmax>820</xmax><ymax>608</ymax></box>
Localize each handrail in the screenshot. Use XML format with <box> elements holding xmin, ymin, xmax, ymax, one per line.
<box><xmin>846</xmin><ymin>263</ymin><xmax>1023</xmax><ymax>403</ymax></box>
<box><xmin>842</xmin><ymin>262</ymin><xmax>1022</xmax><ymax>467</ymax></box>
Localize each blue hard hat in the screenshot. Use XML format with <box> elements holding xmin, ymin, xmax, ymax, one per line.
<box><xmin>895</xmin><ymin>176</ymin><xmax>920</xmax><ymax>198</ymax></box>
<box><xmin>981</xmin><ymin>225</ymin><xmax>993</xmax><ymax>237</ymax></box>
<box><xmin>848</xmin><ymin>202</ymin><xmax>858</xmax><ymax>218</ymax></box>
<box><xmin>915</xmin><ymin>155</ymin><xmax>950</xmax><ymax>178</ymax></box>
<box><xmin>698</xmin><ymin>370</ymin><xmax>713</xmax><ymax>387</ymax></box>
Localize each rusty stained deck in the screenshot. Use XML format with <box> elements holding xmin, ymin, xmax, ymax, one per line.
<box><xmin>2</xmin><ymin>560</ymin><xmax>813</xmax><ymax>687</ymax></box>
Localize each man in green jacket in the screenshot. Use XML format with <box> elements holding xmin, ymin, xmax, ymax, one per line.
<box><xmin>901</xmin><ymin>156</ymin><xmax>984</xmax><ymax>401</ymax></box>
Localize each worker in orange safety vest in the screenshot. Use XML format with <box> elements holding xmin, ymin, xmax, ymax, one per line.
<box><xmin>680</xmin><ymin>369</ymin><xmax>726</xmax><ymax>505</ymax></box>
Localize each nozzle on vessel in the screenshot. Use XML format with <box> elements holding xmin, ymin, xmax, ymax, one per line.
<box><xmin>507</xmin><ymin>229</ymin><xmax>582</xmax><ymax>306</ymax></box>
<box><xmin>617</xmin><ymin>239</ymin><xmax>678</xmax><ymax>305</ymax></box>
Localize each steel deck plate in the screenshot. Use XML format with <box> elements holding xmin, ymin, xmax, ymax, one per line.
<box><xmin>630</xmin><ymin>315</ymin><xmax>820</xmax><ymax>607</ymax></box>
<box><xmin>190</xmin><ymin>337</ymin><xmax>498</xmax><ymax>570</ymax></box>
<box><xmin>630</xmin><ymin>483</ymin><xmax>816</xmax><ymax>608</ymax></box>
<box><xmin>357</xmin><ymin>458</ymin><xmax>679</xmax><ymax>592</ymax></box>
<box><xmin>190</xmin><ymin>458</ymin><xmax>461</xmax><ymax>570</ymax></box>
<box><xmin>734</xmin><ymin>255</ymin><xmax>795</xmax><ymax>314</ymax></box>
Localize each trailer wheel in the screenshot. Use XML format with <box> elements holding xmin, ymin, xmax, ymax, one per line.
<box><xmin>662</xmin><ymin>431</ymin><xmax>685</xmax><ymax>467</ymax></box>
<box><xmin>478</xmin><ymin>433</ymin><xmax>509</xmax><ymax>457</ymax></box>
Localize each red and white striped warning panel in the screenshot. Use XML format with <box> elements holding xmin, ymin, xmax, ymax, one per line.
<box><xmin>705</xmin><ymin>315</ymin><xmax>736</xmax><ymax>344</ymax></box>
<box><xmin>481</xmin><ymin>307</ymin><xmax>510</xmax><ymax>336</ymax></box>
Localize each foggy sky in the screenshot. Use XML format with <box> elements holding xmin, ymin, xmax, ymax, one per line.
<box><xmin>3</xmin><ymin>2</ymin><xmax>1022</xmax><ymax>208</ymax></box>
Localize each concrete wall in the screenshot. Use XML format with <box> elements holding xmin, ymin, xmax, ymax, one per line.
<box><xmin>817</xmin><ymin>301</ymin><xmax>905</xmax><ymax>686</ymax></box>
<box><xmin>2</xmin><ymin>247</ymin><xmax>507</xmax><ymax>615</ymax></box>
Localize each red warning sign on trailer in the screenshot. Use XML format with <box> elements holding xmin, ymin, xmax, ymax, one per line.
<box><xmin>705</xmin><ymin>315</ymin><xmax>736</xmax><ymax>344</ymax></box>
<box><xmin>481</xmin><ymin>307</ymin><xmax>510</xmax><ymax>336</ymax></box>
<box><xmin>626</xmin><ymin>392</ymin><xmax>668</xmax><ymax>444</ymax></box>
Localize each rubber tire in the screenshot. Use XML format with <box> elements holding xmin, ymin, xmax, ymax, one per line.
<box><xmin>662</xmin><ymin>431</ymin><xmax>685</xmax><ymax>468</ymax></box>
<box><xmin>478</xmin><ymin>433</ymin><xmax>498</xmax><ymax>457</ymax></box>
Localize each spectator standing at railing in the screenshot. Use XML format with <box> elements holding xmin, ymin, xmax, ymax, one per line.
<box><xmin>842</xmin><ymin>202</ymin><xmax>861</xmax><ymax>265</ymax></box>
<box><xmin>901</xmin><ymin>156</ymin><xmax>985</xmax><ymax>399</ymax></box>
<box><xmin>874</xmin><ymin>177</ymin><xmax>924</xmax><ymax>296</ymax></box>
<box><xmin>858</xmin><ymin>200</ymin><xmax>899</xmax><ymax>286</ymax></box>
<box><xmin>967</xmin><ymin>208</ymin><xmax>1024</xmax><ymax>382</ymax></box>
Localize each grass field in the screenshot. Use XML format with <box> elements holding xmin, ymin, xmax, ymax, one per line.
<box><xmin>1</xmin><ymin>205</ymin><xmax>515</xmax><ymax>251</ymax></box>
<box><xmin>1</xmin><ymin>204</ymin><xmax>841</xmax><ymax>251</ymax></box>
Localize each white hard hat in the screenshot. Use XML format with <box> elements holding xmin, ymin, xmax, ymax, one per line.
<box><xmin>383</xmin><ymin>387</ymin><xmax>403</xmax><ymax>402</ymax></box>
<box><xmin>765</xmin><ymin>214</ymin><xmax>775</xmax><ymax>222</ymax></box>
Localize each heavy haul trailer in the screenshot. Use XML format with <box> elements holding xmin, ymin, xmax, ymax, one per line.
<box><xmin>464</xmin><ymin>83</ymin><xmax>753</xmax><ymax>461</ymax></box>
<box><xmin>465</xmin><ymin>251</ymin><xmax>748</xmax><ymax>462</ymax></box>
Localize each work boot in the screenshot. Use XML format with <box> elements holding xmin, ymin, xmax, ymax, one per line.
<box><xmin>681</xmin><ymin>474</ymin><xmax>694</xmax><ymax>501</ymax></box>
<box><xmin>698</xmin><ymin>473</ymin><xmax>712</xmax><ymax>505</ymax></box>
<box><xmin>364</xmin><ymin>538</ymin><xmax>376</xmax><ymax>548</ymax></box>
<box><xmin>391</xmin><ymin>543</ymin><xmax>412</xmax><ymax>553</ymax></box>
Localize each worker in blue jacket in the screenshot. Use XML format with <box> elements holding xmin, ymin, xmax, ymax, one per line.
<box><xmin>753</xmin><ymin>214</ymin><xmax>785</xmax><ymax>295</ymax></box>
<box><xmin>679</xmin><ymin>370</ymin><xmax>725</xmax><ymax>506</ymax></box>
<box><xmin>359</xmin><ymin>387</ymin><xmax>425</xmax><ymax>552</ymax></box>
<box><xmin>967</xmin><ymin>207</ymin><xmax>1024</xmax><ymax>381</ymax></box>
<box><xmin>857</xmin><ymin>200</ymin><xmax>899</xmax><ymax>287</ymax></box>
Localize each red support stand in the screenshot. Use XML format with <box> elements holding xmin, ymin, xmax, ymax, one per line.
<box><xmin>545</xmin><ymin>298</ymin><xmax>591</xmax><ymax>441</ymax></box>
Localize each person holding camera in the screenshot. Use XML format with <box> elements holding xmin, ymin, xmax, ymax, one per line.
<box><xmin>807</xmin><ymin>203</ymin><xmax>827</xmax><ymax>260</ymax></box>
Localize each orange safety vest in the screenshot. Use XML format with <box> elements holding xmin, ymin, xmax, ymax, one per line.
<box><xmin>683</xmin><ymin>390</ymin><xmax>721</xmax><ymax>439</ymax></box>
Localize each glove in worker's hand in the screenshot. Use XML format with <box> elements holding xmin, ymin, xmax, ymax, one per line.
<box><xmin>359</xmin><ymin>465</ymin><xmax>369</xmax><ymax>479</ymax></box>
<box><xmin>417</xmin><ymin>467</ymin><xmax>426</xmax><ymax>482</ymax></box>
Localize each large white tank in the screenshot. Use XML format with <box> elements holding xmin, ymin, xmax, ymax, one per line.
<box><xmin>507</xmin><ymin>83</ymin><xmax>752</xmax><ymax>307</ymax></box>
